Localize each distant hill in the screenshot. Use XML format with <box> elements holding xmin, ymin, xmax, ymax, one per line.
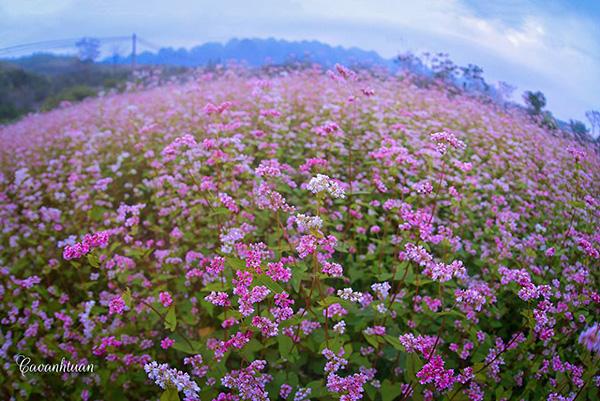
<box><xmin>1</xmin><ymin>38</ymin><xmax>595</xmax><ymax>144</ymax></box>
<box><xmin>106</xmin><ymin>37</ymin><xmax>395</xmax><ymax>69</ymax></box>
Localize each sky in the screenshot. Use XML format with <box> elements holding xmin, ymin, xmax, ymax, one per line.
<box><xmin>1</xmin><ymin>0</ymin><xmax>599</xmax><ymax>123</ymax></box>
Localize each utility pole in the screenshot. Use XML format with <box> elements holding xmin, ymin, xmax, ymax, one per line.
<box><xmin>131</xmin><ymin>33</ymin><xmax>137</xmax><ymax>70</ymax></box>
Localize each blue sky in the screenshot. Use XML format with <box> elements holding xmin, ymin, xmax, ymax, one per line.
<box><xmin>1</xmin><ymin>0</ymin><xmax>599</xmax><ymax>124</ymax></box>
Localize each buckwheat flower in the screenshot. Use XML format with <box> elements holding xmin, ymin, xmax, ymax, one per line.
<box><xmin>337</xmin><ymin>288</ymin><xmax>363</xmax><ymax>303</ymax></box>
<box><xmin>219</xmin><ymin>192</ymin><xmax>239</xmax><ymax>213</ymax></box>
<box><xmin>144</xmin><ymin>361</ymin><xmax>200</xmax><ymax>399</ymax></box>
<box><xmin>322</xmin><ymin>261</ymin><xmax>343</xmax><ymax>277</ymax></box>
<box><xmin>326</xmin><ymin>372</ymin><xmax>368</xmax><ymax>401</ymax></box>
<box><xmin>161</xmin><ymin>337</ymin><xmax>174</xmax><ymax>349</ymax></box>
<box><xmin>413</xmin><ymin>180</ymin><xmax>433</xmax><ymax>195</ymax></box>
<box><xmin>306</xmin><ymin>174</ymin><xmax>346</xmax><ymax>199</ymax></box>
<box><xmin>427</xmin><ymin>260</ymin><xmax>466</xmax><ymax>282</ymax></box>
<box><xmin>464</xmin><ymin>382</ymin><xmax>484</xmax><ymax>401</ymax></box>
<box><xmin>333</xmin><ymin>320</ymin><xmax>346</xmax><ymax>335</ymax></box>
<box><xmin>398</xmin><ymin>333</ymin><xmax>438</xmax><ymax>355</ymax></box>
<box><xmin>364</xmin><ymin>326</ymin><xmax>386</xmax><ymax>336</ymax></box>
<box><xmin>221</xmin><ymin>360</ymin><xmax>271</xmax><ymax>401</ymax></box>
<box><xmin>375</xmin><ymin>303</ymin><xmax>388</xmax><ymax>314</ymax></box>
<box><xmin>371</xmin><ymin>282</ymin><xmax>391</xmax><ymax>300</ymax></box>
<box><xmin>578</xmin><ymin>323</ymin><xmax>600</xmax><ymax>353</ymax></box>
<box><xmin>207</xmin><ymin>256</ymin><xmax>225</xmax><ymax>275</ymax></box>
<box><xmin>204</xmin><ymin>101</ymin><xmax>232</xmax><ymax>115</ymax></box>
<box><xmin>280</xmin><ymin>384</ymin><xmax>293</xmax><ymax>399</ymax></box>
<box><xmin>116</xmin><ymin>203</ymin><xmax>146</xmax><ymax>227</ymax></box>
<box><xmin>255</xmin><ymin>159</ymin><xmax>282</xmax><ymax>177</ymax></box>
<box><xmin>334</xmin><ymin>63</ymin><xmax>357</xmax><ymax>81</ymax></box>
<box><xmin>430</xmin><ymin>131</ymin><xmax>466</xmax><ymax>155</ymax></box>
<box><xmin>324</xmin><ymin>303</ymin><xmax>348</xmax><ymax>318</ymax></box>
<box><xmin>567</xmin><ymin>145</ymin><xmax>586</xmax><ymax>162</ymax></box>
<box><xmin>249</xmin><ymin>286</ymin><xmax>270</xmax><ymax>303</ymax></box>
<box><xmin>205</xmin><ymin>291</ymin><xmax>231</xmax><ymax>307</ymax></box>
<box><xmin>361</xmin><ymin>87</ymin><xmax>375</xmax><ymax>96</ymax></box>
<box><xmin>299</xmin><ymin>157</ymin><xmax>328</xmax><ymax>173</ymax></box>
<box><xmin>296</xmin><ymin>235</ymin><xmax>317</xmax><ymax>259</ymax></box>
<box><xmin>314</xmin><ymin>121</ymin><xmax>342</xmax><ymax>137</ymax></box>
<box><xmin>252</xmin><ymin>316</ymin><xmax>279</xmax><ymax>337</ymax></box>
<box><xmin>62</xmin><ymin>242</ymin><xmax>90</xmax><ymax>260</ymax></box>
<box><xmin>403</xmin><ymin>243</ymin><xmax>434</xmax><ymax>267</ymax></box>
<box><xmin>158</xmin><ymin>291</ymin><xmax>173</xmax><ymax>308</ymax></box>
<box><xmin>416</xmin><ymin>354</ymin><xmax>456</xmax><ymax>391</ymax></box>
<box><xmin>183</xmin><ymin>354</ymin><xmax>208</xmax><ymax>378</ymax></box>
<box><xmin>293</xmin><ymin>387</ymin><xmax>312</xmax><ymax>401</ymax></box>
<box><xmin>108</xmin><ymin>296</ymin><xmax>126</xmax><ymax>315</ymax></box>
<box><xmin>266</xmin><ymin>262</ymin><xmax>292</xmax><ymax>283</ymax></box>
<box><xmin>82</xmin><ymin>230</ymin><xmax>111</xmax><ymax>249</ymax></box>
<box><xmin>295</xmin><ymin>213</ymin><xmax>323</xmax><ymax>231</ymax></box>
<box><xmin>323</xmin><ymin>348</ymin><xmax>348</xmax><ymax>373</ymax></box>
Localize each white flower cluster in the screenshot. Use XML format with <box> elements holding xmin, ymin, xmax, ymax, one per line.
<box><xmin>337</xmin><ymin>288</ymin><xmax>363</xmax><ymax>303</ymax></box>
<box><xmin>306</xmin><ymin>174</ymin><xmax>346</xmax><ymax>199</ymax></box>
<box><xmin>295</xmin><ymin>213</ymin><xmax>323</xmax><ymax>230</ymax></box>
<box><xmin>333</xmin><ymin>320</ymin><xmax>346</xmax><ymax>334</ymax></box>
<box><xmin>375</xmin><ymin>303</ymin><xmax>388</xmax><ymax>314</ymax></box>
<box><xmin>144</xmin><ymin>361</ymin><xmax>200</xmax><ymax>399</ymax></box>
<box><xmin>371</xmin><ymin>282</ymin><xmax>391</xmax><ymax>300</ymax></box>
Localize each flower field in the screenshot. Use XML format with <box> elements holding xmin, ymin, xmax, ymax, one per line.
<box><xmin>0</xmin><ymin>66</ymin><xmax>599</xmax><ymax>401</ymax></box>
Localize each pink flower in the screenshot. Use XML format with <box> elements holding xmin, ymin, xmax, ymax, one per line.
<box><xmin>207</xmin><ymin>256</ymin><xmax>225</xmax><ymax>275</ymax></box>
<box><xmin>416</xmin><ymin>354</ymin><xmax>456</xmax><ymax>391</ymax></box>
<box><xmin>159</xmin><ymin>291</ymin><xmax>173</xmax><ymax>308</ymax></box>
<box><xmin>266</xmin><ymin>262</ymin><xmax>292</xmax><ymax>282</ymax></box>
<box><xmin>108</xmin><ymin>296</ymin><xmax>126</xmax><ymax>315</ymax></box>
<box><xmin>160</xmin><ymin>337</ymin><xmax>174</xmax><ymax>349</ymax></box>
<box><xmin>322</xmin><ymin>261</ymin><xmax>343</xmax><ymax>277</ymax></box>
<box><xmin>430</xmin><ymin>131</ymin><xmax>466</xmax><ymax>155</ymax></box>
<box><xmin>205</xmin><ymin>291</ymin><xmax>231</xmax><ymax>307</ymax></box>
<box><xmin>296</xmin><ymin>235</ymin><xmax>317</xmax><ymax>259</ymax></box>
<box><xmin>578</xmin><ymin>323</ymin><xmax>600</xmax><ymax>353</ymax></box>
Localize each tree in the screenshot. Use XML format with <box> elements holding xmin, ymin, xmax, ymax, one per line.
<box><xmin>568</xmin><ymin>119</ymin><xmax>592</xmax><ymax>142</ymax></box>
<box><xmin>523</xmin><ymin>90</ymin><xmax>546</xmax><ymax>115</ymax></box>
<box><xmin>461</xmin><ymin>64</ymin><xmax>485</xmax><ymax>92</ymax></box>
<box><xmin>585</xmin><ymin>110</ymin><xmax>600</xmax><ymax>138</ymax></box>
<box><xmin>76</xmin><ymin>37</ymin><xmax>101</xmax><ymax>62</ymax></box>
<box><xmin>496</xmin><ymin>81</ymin><xmax>515</xmax><ymax>104</ymax></box>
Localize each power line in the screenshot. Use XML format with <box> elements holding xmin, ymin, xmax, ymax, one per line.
<box><xmin>0</xmin><ymin>35</ymin><xmax>157</xmax><ymax>56</ymax></box>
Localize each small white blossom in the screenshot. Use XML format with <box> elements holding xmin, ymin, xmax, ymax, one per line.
<box><xmin>337</xmin><ymin>288</ymin><xmax>363</xmax><ymax>303</ymax></box>
<box><xmin>306</xmin><ymin>174</ymin><xmax>346</xmax><ymax>199</ymax></box>
<box><xmin>296</xmin><ymin>213</ymin><xmax>323</xmax><ymax>230</ymax></box>
<box><xmin>333</xmin><ymin>320</ymin><xmax>346</xmax><ymax>335</ymax></box>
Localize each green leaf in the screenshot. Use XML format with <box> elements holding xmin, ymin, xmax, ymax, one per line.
<box><xmin>209</xmin><ymin>207</ymin><xmax>231</xmax><ymax>217</ymax></box>
<box><xmin>306</xmin><ymin>380</ymin><xmax>327</xmax><ymax>398</ymax></box>
<box><xmin>363</xmin><ymin>333</ymin><xmax>380</xmax><ymax>348</ymax></box>
<box><xmin>87</xmin><ymin>253</ymin><xmax>100</xmax><ymax>268</ymax></box>
<box><xmin>88</xmin><ymin>206</ymin><xmax>108</xmax><ymax>221</ymax></box>
<box><xmin>122</xmin><ymin>288</ymin><xmax>133</xmax><ymax>308</ymax></box>
<box><xmin>291</xmin><ymin>270</ymin><xmax>306</xmax><ymax>293</ymax></box>
<box><xmin>406</xmin><ymin>353</ymin><xmax>423</xmax><ymax>382</ymax></box>
<box><xmin>165</xmin><ymin>305</ymin><xmax>177</xmax><ymax>332</ymax></box>
<box><xmin>381</xmin><ymin>379</ymin><xmax>403</xmax><ymax>401</ymax></box>
<box><xmin>226</xmin><ymin>257</ymin><xmax>246</xmax><ymax>271</ymax></box>
<box><xmin>384</xmin><ymin>335</ymin><xmax>403</xmax><ymax>350</ymax></box>
<box><xmin>255</xmin><ymin>274</ymin><xmax>284</xmax><ymax>294</ymax></box>
<box><xmin>171</xmin><ymin>338</ymin><xmax>202</xmax><ymax>354</ymax></box>
<box><xmin>160</xmin><ymin>387</ymin><xmax>180</xmax><ymax>401</ymax></box>
<box><xmin>278</xmin><ymin>334</ymin><xmax>297</xmax><ymax>361</ymax></box>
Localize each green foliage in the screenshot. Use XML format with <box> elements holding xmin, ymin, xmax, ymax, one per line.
<box><xmin>41</xmin><ymin>84</ymin><xmax>97</xmax><ymax>111</ymax></box>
